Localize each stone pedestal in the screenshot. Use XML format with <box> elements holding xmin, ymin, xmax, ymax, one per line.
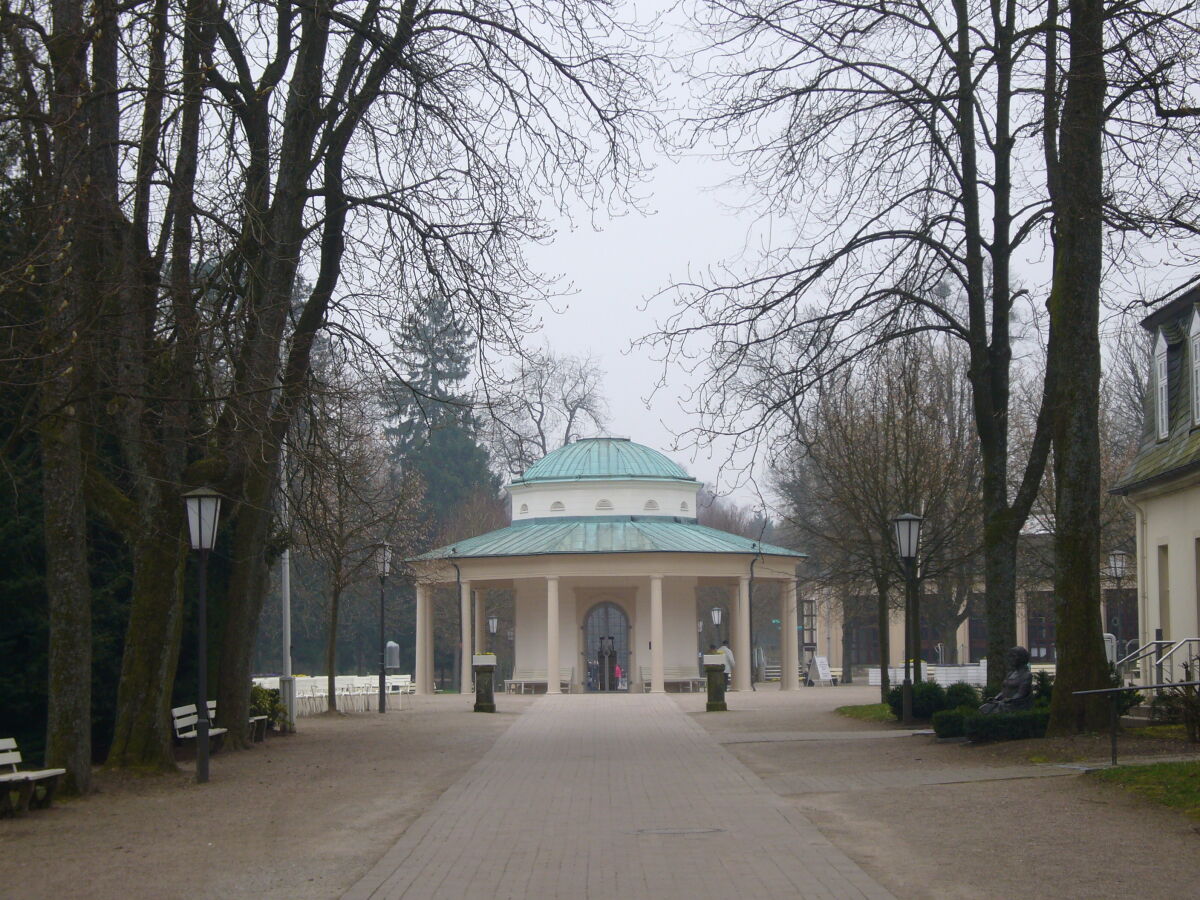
<box><xmin>473</xmin><ymin>657</ymin><xmax>497</xmax><ymax>713</ymax></box>
<box><xmin>703</xmin><ymin>657</ymin><xmax>727</xmax><ymax>712</ymax></box>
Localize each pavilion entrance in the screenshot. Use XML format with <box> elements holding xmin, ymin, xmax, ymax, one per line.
<box><xmin>583</xmin><ymin>602</ymin><xmax>630</xmax><ymax>692</ymax></box>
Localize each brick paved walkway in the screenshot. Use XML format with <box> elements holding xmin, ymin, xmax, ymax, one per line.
<box><xmin>344</xmin><ymin>694</ymin><xmax>894</xmax><ymax>899</ymax></box>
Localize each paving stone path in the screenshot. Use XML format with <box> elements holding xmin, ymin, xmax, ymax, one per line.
<box><xmin>344</xmin><ymin>693</ymin><xmax>895</xmax><ymax>899</ymax></box>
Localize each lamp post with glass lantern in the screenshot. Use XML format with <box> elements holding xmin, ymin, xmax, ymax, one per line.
<box><xmin>710</xmin><ymin>606</ymin><xmax>723</xmax><ymax>643</ymax></box>
<box><xmin>487</xmin><ymin>614</ymin><xmax>499</xmax><ymax>652</ymax></box>
<box><xmin>378</xmin><ymin>544</ymin><xmax>391</xmax><ymax>714</ymax></box>
<box><xmin>183</xmin><ymin>487</ymin><xmax>222</xmax><ymax>784</ymax></box>
<box><xmin>892</xmin><ymin>513</ymin><xmax>923</xmax><ymax>726</ymax></box>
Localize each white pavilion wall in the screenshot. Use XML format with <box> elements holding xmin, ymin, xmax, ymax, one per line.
<box><xmin>1134</xmin><ymin>483</ymin><xmax>1200</xmax><ymax>647</ymax></box>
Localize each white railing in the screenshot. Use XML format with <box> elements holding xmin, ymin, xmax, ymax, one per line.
<box><xmin>867</xmin><ymin>663</ymin><xmax>989</xmax><ymax>687</ymax></box>
<box><xmin>253</xmin><ymin>674</ymin><xmax>413</xmax><ymax>717</ymax></box>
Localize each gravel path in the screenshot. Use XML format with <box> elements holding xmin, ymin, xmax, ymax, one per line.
<box><xmin>2</xmin><ymin>685</ymin><xmax>1197</xmax><ymax>899</ymax></box>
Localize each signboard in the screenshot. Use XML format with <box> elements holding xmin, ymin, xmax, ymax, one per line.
<box><xmin>813</xmin><ymin>655</ymin><xmax>835</xmax><ymax>686</ymax></box>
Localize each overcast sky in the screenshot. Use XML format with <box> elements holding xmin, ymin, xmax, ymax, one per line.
<box><xmin>516</xmin><ymin>2</ymin><xmax>778</xmax><ymax>509</ymax></box>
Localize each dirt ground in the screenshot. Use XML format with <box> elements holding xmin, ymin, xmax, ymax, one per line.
<box><xmin>0</xmin><ymin>694</ymin><xmax>534</xmax><ymax>900</ymax></box>
<box><xmin>679</xmin><ymin>685</ymin><xmax>1200</xmax><ymax>899</ymax></box>
<box><xmin>3</xmin><ymin>686</ymin><xmax>1199</xmax><ymax>899</ymax></box>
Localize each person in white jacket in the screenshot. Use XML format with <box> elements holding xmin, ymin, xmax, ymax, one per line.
<box><xmin>718</xmin><ymin>639</ymin><xmax>735</xmax><ymax>689</ymax></box>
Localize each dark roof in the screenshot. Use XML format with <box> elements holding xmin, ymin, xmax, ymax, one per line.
<box><xmin>412</xmin><ymin>516</ymin><xmax>806</xmax><ymax>562</ymax></box>
<box><xmin>1112</xmin><ymin>280</ymin><xmax>1200</xmax><ymax>495</ymax></box>
<box><xmin>511</xmin><ymin>437</ymin><xmax>697</xmax><ymax>485</ymax></box>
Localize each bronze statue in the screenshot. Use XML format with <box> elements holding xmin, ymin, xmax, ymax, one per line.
<box><xmin>978</xmin><ymin>646</ymin><xmax>1034</xmax><ymax>714</ymax></box>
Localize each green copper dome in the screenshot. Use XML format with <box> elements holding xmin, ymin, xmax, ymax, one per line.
<box><xmin>512</xmin><ymin>437</ymin><xmax>696</xmax><ymax>484</ymax></box>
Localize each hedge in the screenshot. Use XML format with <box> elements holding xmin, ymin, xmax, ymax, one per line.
<box><xmin>962</xmin><ymin>708</ymin><xmax>1050</xmax><ymax>742</ymax></box>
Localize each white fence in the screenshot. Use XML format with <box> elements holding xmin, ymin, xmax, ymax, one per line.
<box><xmin>868</xmin><ymin>664</ymin><xmax>989</xmax><ymax>687</ymax></box>
<box><xmin>253</xmin><ymin>674</ymin><xmax>414</xmax><ymax>717</ymax></box>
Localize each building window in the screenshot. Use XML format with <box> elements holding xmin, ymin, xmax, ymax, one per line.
<box><xmin>644</xmin><ymin>499</ymin><xmax>659</xmax><ymax>511</ymax></box>
<box><xmin>550</xmin><ymin>501</ymin><xmax>565</xmax><ymax>512</ymax></box>
<box><xmin>680</xmin><ymin>501</ymin><xmax>689</xmax><ymax>512</ymax></box>
<box><xmin>1155</xmin><ymin>330</ymin><xmax>1169</xmax><ymax>440</ymax></box>
<box><xmin>1191</xmin><ymin>309</ymin><xmax>1200</xmax><ymax>425</ymax></box>
<box><xmin>518</xmin><ymin>504</ymin><xmax>529</xmax><ymax>515</ymax></box>
<box><xmin>595</xmin><ymin>498</ymin><xmax>614</xmax><ymax>511</ymax></box>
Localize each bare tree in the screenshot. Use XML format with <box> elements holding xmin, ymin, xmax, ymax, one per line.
<box><xmin>1</xmin><ymin>0</ymin><xmax>656</xmax><ymax>765</ymax></box>
<box><xmin>290</xmin><ymin>361</ymin><xmax>418</xmax><ymax>711</ymax></box>
<box><xmin>652</xmin><ymin>0</ymin><xmax>1200</xmax><ymax>699</ymax></box>
<box><xmin>482</xmin><ymin>348</ymin><xmax>609</xmax><ymax>476</ymax></box>
<box><xmin>773</xmin><ymin>337</ymin><xmax>981</xmax><ymax>701</ymax></box>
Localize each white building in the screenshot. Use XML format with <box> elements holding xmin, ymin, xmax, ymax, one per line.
<box><xmin>409</xmin><ymin>437</ymin><xmax>807</xmax><ymax>693</ymax></box>
<box><xmin>1112</xmin><ymin>279</ymin><xmax>1200</xmax><ymax>679</ymax></box>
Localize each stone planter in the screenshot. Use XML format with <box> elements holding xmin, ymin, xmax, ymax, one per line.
<box><xmin>473</xmin><ymin>657</ymin><xmax>498</xmax><ymax>713</ymax></box>
<box><xmin>704</xmin><ymin>661</ymin><xmax>727</xmax><ymax>712</ymax></box>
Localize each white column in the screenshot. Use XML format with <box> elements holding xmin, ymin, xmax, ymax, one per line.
<box><xmin>415</xmin><ymin>582</ymin><xmax>431</xmax><ymax>694</ymax></box>
<box><xmin>782</xmin><ymin>578</ymin><xmax>800</xmax><ymax>690</ymax></box>
<box><xmin>460</xmin><ymin>579</ymin><xmax>473</xmax><ymax>693</ymax></box>
<box><xmin>650</xmin><ymin>575</ymin><xmax>665</xmax><ymax>693</ymax></box>
<box><xmin>546</xmin><ymin>576</ymin><xmax>560</xmax><ymax>694</ymax></box>
<box><xmin>734</xmin><ymin>575</ymin><xmax>752</xmax><ymax>691</ymax></box>
<box><xmin>474</xmin><ymin>589</ymin><xmax>485</xmax><ymax>654</ymax></box>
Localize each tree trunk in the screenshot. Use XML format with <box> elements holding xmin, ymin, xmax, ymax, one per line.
<box><xmin>840</xmin><ymin>618</ymin><xmax>854</xmax><ymax>684</ymax></box>
<box><xmin>325</xmin><ymin>582</ymin><xmax>341</xmax><ymax>713</ymax></box>
<box><xmin>41</xmin><ymin>0</ymin><xmax>94</xmax><ymax>795</ymax></box>
<box><xmin>1046</xmin><ymin>0</ymin><xmax>1109</xmax><ymax>734</ymax></box>
<box><xmin>876</xmin><ymin>581</ymin><xmax>890</xmax><ymax>702</ymax></box>
<box><xmin>217</xmin><ymin>476</ymin><xmax>276</xmax><ymax>738</ymax></box>
<box><xmin>106</xmin><ymin>532</ymin><xmax>186</xmax><ymax>769</ymax></box>
<box><xmin>41</xmin><ymin>390</ymin><xmax>92</xmax><ymax>792</ymax></box>
<box><xmin>982</xmin><ymin>516</ymin><xmax>1020</xmax><ymax>689</ymax></box>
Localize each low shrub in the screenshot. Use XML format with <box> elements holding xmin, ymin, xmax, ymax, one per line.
<box><xmin>912</xmin><ymin>680</ymin><xmax>947</xmax><ymax>719</ymax></box>
<box><xmin>886</xmin><ymin>680</ymin><xmax>948</xmax><ymax>720</ymax></box>
<box><xmin>1033</xmin><ymin>670</ymin><xmax>1054</xmax><ymax>704</ymax></box>
<box><xmin>932</xmin><ymin>706</ymin><xmax>975</xmax><ymax>738</ymax></box>
<box><xmin>886</xmin><ymin>685</ymin><xmax>903</xmax><ymax>718</ymax></box>
<box><xmin>963</xmin><ymin>708</ymin><xmax>1050</xmax><ymax>742</ymax></box>
<box><xmin>251</xmin><ymin>684</ymin><xmax>290</xmax><ymax>730</ymax></box>
<box><xmin>944</xmin><ymin>682</ymin><xmax>980</xmax><ymax>711</ymax></box>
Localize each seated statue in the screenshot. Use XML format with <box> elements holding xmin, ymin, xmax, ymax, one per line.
<box><xmin>978</xmin><ymin>646</ymin><xmax>1034</xmax><ymax>714</ymax></box>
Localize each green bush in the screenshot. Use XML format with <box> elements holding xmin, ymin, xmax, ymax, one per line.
<box><xmin>886</xmin><ymin>680</ymin><xmax>948</xmax><ymax>720</ymax></box>
<box><xmin>912</xmin><ymin>680</ymin><xmax>947</xmax><ymax>719</ymax></box>
<box><xmin>944</xmin><ymin>682</ymin><xmax>980</xmax><ymax>710</ymax></box>
<box><xmin>1033</xmin><ymin>670</ymin><xmax>1054</xmax><ymax>703</ymax></box>
<box><xmin>963</xmin><ymin>708</ymin><xmax>1050</xmax><ymax>742</ymax></box>
<box><xmin>251</xmin><ymin>684</ymin><xmax>290</xmax><ymax>730</ymax></box>
<box><xmin>932</xmin><ymin>706</ymin><xmax>975</xmax><ymax>738</ymax></box>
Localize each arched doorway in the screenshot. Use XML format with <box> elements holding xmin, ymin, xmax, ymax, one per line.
<box><xmin>583</xmin><ymin>601</ymin><xmax>630</xmax><ymax>692</ymax></box>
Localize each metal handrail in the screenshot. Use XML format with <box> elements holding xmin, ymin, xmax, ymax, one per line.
<box><xmin>1115</xmin><ymin>639</ymin><xmax>1172</xmax><ymax>668</ymax></box>
<box><xmin>1157</xmin><ymin>638</ymin><xmax>1200</xmax><ymax>664</ymax></box>
<box><xmin>1073</xmin><ymin>680</ymin><xmax>1200</xmax><ymax>766</ymax></box>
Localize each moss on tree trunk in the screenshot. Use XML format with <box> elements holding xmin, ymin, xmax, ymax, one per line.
<box><xmin>106</xmin><ymin>532</ymin><xmax>186</xmax><ymax>770</ymax></box>
<box><xmin>1046</xmin><ymin>0</ymin><xmax>1109</xmax><ymax>734</ymax></box>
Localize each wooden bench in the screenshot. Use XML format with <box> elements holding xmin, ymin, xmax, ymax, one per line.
<box><xmin>207</xmin><ymin>700</ymin><xmax>268</xmax><ymax>743</ymax></box>
<box><xmin>505</xmin><ymin>668</ymin><xmax>573</xmax><ymax>694</ymax></box>
<box><xmin>1</xmin><ymin>738</ymin><xmax>66</xmax><ymax>815</ymax></box>
<box><xmin>172</xmin><ymin>703</ymin><xmax>228</xmax><ymax>752</ymax></box>
<box><xmin>638</xmin><ymin>666</ymin><xmax>705</xmax><ymax>692</ymax></box>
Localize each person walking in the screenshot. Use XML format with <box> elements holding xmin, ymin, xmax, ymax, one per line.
<box><xmin>719</xmin><ymin>639</ymin><xmax>735</xmax><ymax>689</ymax></box>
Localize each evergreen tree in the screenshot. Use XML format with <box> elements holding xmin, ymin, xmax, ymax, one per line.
<box><xmin>384</xmin><ymin>295</ymin><xmax>499</xmax><ymax>541</ymax></box>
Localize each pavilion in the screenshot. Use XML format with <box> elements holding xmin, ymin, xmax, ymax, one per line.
<box><xmin>409</xmin><ymin>437</ymin><xmax>806</xmax><ymax>693</ymax></box>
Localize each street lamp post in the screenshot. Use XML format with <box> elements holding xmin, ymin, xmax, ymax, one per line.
<box><xmin>892</xmin><ymin>513</ymin><xmax>924</xmax><ymax>726</ymax></box>
<box><xmin>378</xmin><ymin>544</ymin><xmax>391</xmax><ymax>714</ymax></box>
<box><xmin>183</xmin><ymin>487</ymin><xmax>222</xmax><ymax>784</ymax></box>
<box><xmin>710</xmin><ymin>606</ymin><xmax>723</xmax><ymax>644</ymax></box>
<box><xmin>487</xmin><ymin>614</ymin><xmax>498</xmax><ymax>652</ymax></box>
